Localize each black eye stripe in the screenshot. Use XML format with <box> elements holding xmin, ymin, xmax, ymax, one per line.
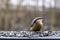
<box><xmin>33</xmin><ymin>18</ymin><xmax>42</xmax><ymax>23</ymax></box>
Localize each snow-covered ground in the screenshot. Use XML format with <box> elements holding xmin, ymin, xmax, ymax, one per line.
<box><xmin>0</xmin><ymin>31</ymin><xmax>60</xmax><ymax>39</ymax></box>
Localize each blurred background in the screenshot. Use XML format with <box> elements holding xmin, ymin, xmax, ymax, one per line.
<box><xmin>0</xmin><ymin>0</ymin><xmax>60</xmax><ymax>31</ymax></box>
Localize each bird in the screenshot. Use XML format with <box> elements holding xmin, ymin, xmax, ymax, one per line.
<box><xmin>30</xmin><ymin>17</ymin><xmax>44</xmax><ymax>31</ymax></box>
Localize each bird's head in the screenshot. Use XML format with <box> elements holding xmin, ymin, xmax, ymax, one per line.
<box><xmin>30</xmin><ymin>17</ymin><xmax>44</xmax><ymax>31</ymax></box>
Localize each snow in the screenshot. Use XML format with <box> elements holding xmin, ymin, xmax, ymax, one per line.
<box><xmin>0</xmin><ymin>31</ymin><xmax>60</xmax><ymax>39</ymax></box>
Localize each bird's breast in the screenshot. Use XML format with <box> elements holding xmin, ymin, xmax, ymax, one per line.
<box><xmin>30</xmin><ymin>23</ymin><xmax>42</xmax><ymax>31</ymax></box>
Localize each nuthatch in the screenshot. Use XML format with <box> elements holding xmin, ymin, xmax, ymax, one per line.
<box><xmin>30</xmin><ymin>17</ymin><xmax>44</xmax><ymax>31</ymax></box>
